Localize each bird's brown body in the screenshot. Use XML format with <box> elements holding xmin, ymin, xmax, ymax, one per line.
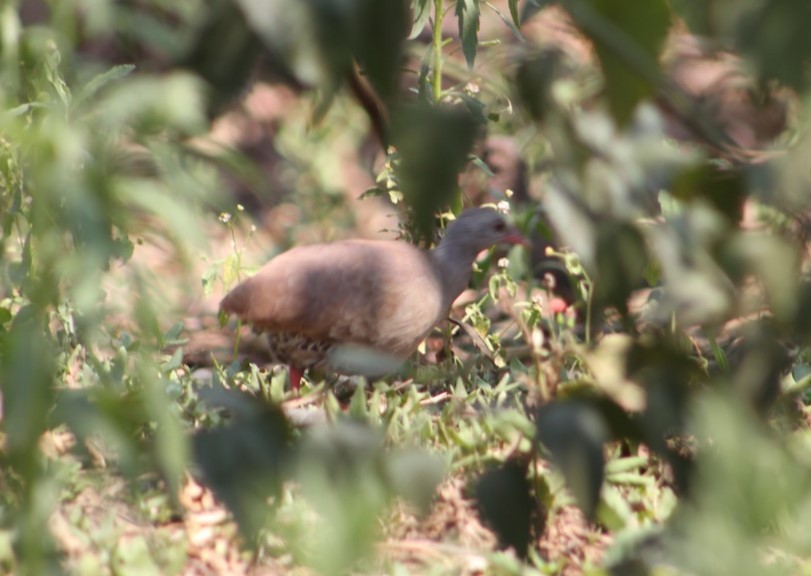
<box><xmin>220</xmin><ymin>208</ymin><xmax>525</xmax><ymax>391</ymax></box>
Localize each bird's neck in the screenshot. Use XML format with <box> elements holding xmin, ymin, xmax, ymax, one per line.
<box><xmin>432</xmin><ymin>239</ymin><xmax>478</xmax><ymax>309</ymax></box>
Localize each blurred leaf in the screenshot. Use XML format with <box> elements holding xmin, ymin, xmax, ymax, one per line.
<box><xmin>98</xmin><ymin>73</ymin><xmax>207</xmax><ymax>135</ymax></box>
<box><xmin>671</xmin><ymin>165</ymin><xmax>747</xmax><ymax>224</ymax></box>
<box><xmin>668</xmin><ymin>391</ymin><xmax>811</xmax><ymax>576</ymax></box>
<box><xmin>180</xmin><ymin>0</ymin><xmax>264</xmax><ymax>113</ymax></box>
<box><xmin>544</xmin><ymin>179</ymin><xmax>598</xmax><ymax>268</ymax></box>
<box><xmin>514</xmin><ymin>48</ymin><xmax>564</xmax><ymax>122</ymax></box>
<box><xmin>536</xmin><ymin>400</ymin><xmax>608</xmax><ymax>518</ymax></box>
<box><xmin>296</xmin><ymin>421</ymin><xmax>441</xmax><ymax>575</ymax></box>
<box><xmin>385</xmin><ymin>448</ymin><xmax>446</xmax><ymax>513</ymax></box>
<box><xmin>602</xmin><ymin>525</ymin><xmax>664</xmax><ymax>575</ymax></box>
<box><xmin>734</xmin><ymin>0</ymin><xmax>811</xmax><ymax>91</ymax></box>
<box><xmin>724</xmin><ymin>232</ymin><xmax>799</xmax><ymax>325</ymax></box>
<box><xmin>457</xmin><ymin>0</ymin><xmax>481</xmax><ymax>69</ymax></box>
<box><xmin>0</xmin><ymin>309</ymin><xmax>55</xmax><ymax>468</ymax></box>
<box><xmin>52</xmin><ymin>388</ymin><xmax>148</xmax><ymax>475</ymax></box>
<box><xmin>328</xmin><ymin>344</ymin><xmax>405</xmax><ymax>380</ymax></box>
<box><xmin>236</xmin><ymin>0</ymin><xmax>353</xmax><ymax>92</ymax></box>
<box><xmin>667</xmin><ymin>0</ymin><xmax>712</xmax><ymax>34</ymax></box>
<box><xmin>142</xmin><ymin>373</ymin><xmax>189</xmax><ymax>499</ymax></box>
<box><xmin>625</xmin><ymin>337</ymin><xmax>703</xmax><ymax>492</ymax></box>
<box><xmin>472</xmin><ymin>460</ymin><xmax>540</xmax><ymax>558</ymax></box>
<box><xmin>120</xmin><ymin>180</ymin><xmax>206</xmax><ymax>248</ymax></box>
<box><xmin>793</xmin><ymin>282</ymin><xmax>811</xmax><ymax>342</ymax></box>
<box><xmin>726</xmin><ymin>321</ymin><xmax>793</xmax><ymax>414</ymax></box>
<box><xmin>391</xmin><ymin>103</ymin><xmax>480</xmax><ymax>240</ymax></box>
<box><xmin>584</xmin><ymin>334</ymin><xmax>645</xmax><ymax>411</ymax></box>
<box><xmin>555</xmin><ymin>384</ymin><xmax>643</xmax><ymax>441</ymax></box>
<box><xmin>593</xmin><ymin>221</ymin><xmax>648</xmax><ymax>317</ymax></box>
<box><xmin>522</xmin><ymin>0</ymin><xmax>557</xmax><ymax>23</ymax></box>
<box><xmin>564</xmin><ymin>0</ymin><xmax>669</xmax><ymax>125</ymax></box>
<box><xmin>112</xmin><ymin>536</ymin><xmax>161</xmax><ymax>576</ymax></box>
<box><xmin>356</xmin><ymin>0</ymin><xmax>408</xmax><ymax>106</ymax></box>
<box><xmin>193</xmin><ymin>397</ymin><xmax>294</xmax><ymax>543</ymax></box>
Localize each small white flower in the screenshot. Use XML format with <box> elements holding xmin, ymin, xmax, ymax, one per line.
<box><xmin>465</xmin><ymin>82</ymin><xmax>480</xmax><ymax>94</ymax></box>
<box><xmin>236</xmin><ymin>204</ymin><xmax>244</xmax><ymax>212</ymax></box>
<box><xmin>218</xmin><ymin>212</ymin><xmax>232</xmax><ymax>224</ymax></box>
<box><xmin>497</xmin><ymin>200</ymin><xmax>510</xmax><ymax>214</ymax></box>
<box><xmin>505</xmin><ymin>189</ymin><xmax>514</xmax><ymax>198</ymax></box>
<box><xmin>497</xmin><ymin>257</ymin><xmax>509</xmax><ymax>269</ymax></box>
<box><xmin>250</xmin><ymin>224</ymin><xmax>257</xmax><ymax>233</ymax></box>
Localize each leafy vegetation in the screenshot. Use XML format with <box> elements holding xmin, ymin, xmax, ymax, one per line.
<box><xmin>2</xmin><ymin>0</ymin><xmax>811</xmax><ymax>574</ymax></box>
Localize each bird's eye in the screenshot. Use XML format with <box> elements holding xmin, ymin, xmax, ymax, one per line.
<box><xmin>494</xmin><ymin>221</ymin><xmax>506</xmax><ymax>232</ymax></box>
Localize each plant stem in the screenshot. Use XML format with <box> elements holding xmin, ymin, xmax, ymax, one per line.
<box><xmin>432</xmin><ymin>0</ymin><xmax>444</xmax><ymax>103</ymax></box>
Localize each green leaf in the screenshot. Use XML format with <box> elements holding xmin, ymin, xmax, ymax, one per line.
<box><xmin>180</xmin><ymin>0</ymin><xmax>264</xmax><ymax>113</ymax></box>
<box><xmin>355</xmin><ymin>0</ymin><xmax>408</xmax><ymax>106</ymax></box>
<box><xmin>112</xmin><ymin>536</ymin><xmax>162</xmax><ymax>576</ymax></box>
<box><xmin>671</xmin><ymin>164</ymin><xmax>747</xmax><ymax>223</ymax></box>
<box><xmin>669</xmin><ymin>391</ymin><xmax>811</xmax><ymax>575</ymax></box>
<box><xmin>74</xmin><ymin>64</ymin><xmax>135</xmax><ymax>111</ymax></box>
<box><xmin>593</xmin><ymin>221</ymin><xmax>648</xmax><ymax>317</ymax></box>
<box><xmin>193</xmin><ymin>396</ymin><xmax>294</xmax><ymax>543</ymax></box>
<box><xmin>726</xmin><ymin>321</ymin><xmax>793</xmax><ymax>415</ymax></box>
<box><xmin>161</xmin><ymin>347</ymin><xmax>184</xmax><ymax>374</ymax></box>
<box><xmin>456</xmin><ymin>0</ymin><xmax>481</xmax><ymax>69</ymax></box>
<box><xmin>385</xmin><ymin>449</ymin><xmax>446</xmax><ymax>513</ymax></box>
<box><xmin>725</xmin><ymin>233</ymin><xmax>799</xmax><ymax>325</ymax></box>
<box><xmin>471</xmin><ymin>154</ymin><xmax>495</xmax><ymax>176</ymax></box>
<box><xmin>163</xmin><ymin>320</ymin><xmax>185</xmax><ymax>345</ymax></box>
<box><xmin>514</xmin><ymin>48</ymin><xmax>564</xmax><ymax>122</ymax></box>
<box><xmin>410</xmin><ymin>0</ymin><xmax>432</xmax><ymax>39</ymax></box>
<box><xmin>508</xmin><ymin>0</ymin><xmax>521</xmax><ymax>28</ymax></box>
<box><xmin>536</xmin><ymin>400</ymin><xmax>608</xmax><ymax>519</ymax></box>
<box><xmin>485</xmin><ymin>0</ymin><xmax>523</xmax><ymax>42</ymax></box>
<box><xmin>3</xmin><ymin>102</ymin><xmax>46</xmax><ymax>118</ymax></box>
<box><xmin>51</xmin><ymin>388</ymin><xmax>148</xmax><ymax>476</ymax></box>
<box><xmin>734</xmin><ymin>0</ymin><xmax>811</xmax><ymax>91</ymax></box>
<box><xmin>235</xmin><ymin>0</ymin><xmax>354</xmax><ymax>91</ymax></box>
<box><xmin>142</xmin><ymin>371</ymin><xmax>189</xmax><ymax>498</ymax></box>
<box><xmin>296</xmin><ymin>422</ymin><xmax>427</xmax><ymax>574</ymax></box>
<box><xmin>391</xmin><ymin>103</ymin><xmax>481</xmax><ymax>240</ymax></box>
<box><xmin>1</xmin><ymin>311</ymin><xmax>55</xmax><ymax>466</ymax></box>
<box><xmin>563</xmin><ymin>0</ymin><xmax>669</xmax><ymax>125</ymax></box>
<box><xmin>472</xmin><ymin>460</ymin><xmax>540</xmax><ymax>558</ymax></box>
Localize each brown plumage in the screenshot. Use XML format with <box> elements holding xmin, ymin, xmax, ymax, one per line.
<box><xmin>220</xmin><ymin>207</ymin><xmax>526</xmax><ymax>392</ymax></box>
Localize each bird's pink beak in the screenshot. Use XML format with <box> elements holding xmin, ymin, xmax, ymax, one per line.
<box><xmin>504</xmin><ymin>229</ymin><xmax>530</xmax><ymax>247</ymax></box>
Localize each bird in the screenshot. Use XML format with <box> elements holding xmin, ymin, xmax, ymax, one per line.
<box><xmin>219</xmin><ymin>207</ymin><xmax>526</xmax><ymax>392</ymax></box>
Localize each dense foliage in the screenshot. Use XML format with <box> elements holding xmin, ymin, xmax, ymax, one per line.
<box><xmin>2</xmin><ymin>0</ymin><xmax>811</xmax><ymax>574</ymax></box>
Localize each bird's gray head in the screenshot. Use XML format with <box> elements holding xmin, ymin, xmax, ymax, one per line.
<box><xmin>431</xmin><ymin>207</ymin><xmax>527</xmax><ymax>307</ymax></box>
<box><xmin>441</xmin><ymin>207</ymin><xmax>526</xmax><ymax>254</ymax></box>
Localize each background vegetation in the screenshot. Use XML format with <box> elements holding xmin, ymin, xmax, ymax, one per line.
<box><xmin>2</xmin><ymin>0</ymin><xmax>811</xmax><ymax>574</ymax></box>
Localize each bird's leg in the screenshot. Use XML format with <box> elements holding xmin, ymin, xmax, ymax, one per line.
<box><xmin>289</xmin><ymin>366</ymin><xmax>304</xmax><ymax>393</ymax></box>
